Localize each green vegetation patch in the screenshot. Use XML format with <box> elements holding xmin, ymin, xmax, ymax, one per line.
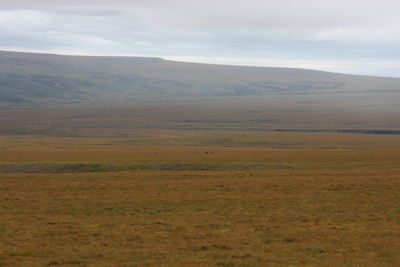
<box><xmin>0</xmin><ymin>163</ymin><xmax>114</xmax><ymax>173</ymax></box>
<box><xmin>0</xmin><ymin>162</ymin><xmax>292</xmax><ymax>173</ymax></box>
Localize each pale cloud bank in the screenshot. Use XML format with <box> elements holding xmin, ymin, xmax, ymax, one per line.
<box><xmin>1</xmin><ymin>0</ymin><xmax>400</xmax><ymax>77</ymax></box>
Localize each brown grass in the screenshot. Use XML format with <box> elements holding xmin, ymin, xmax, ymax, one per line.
<box><xmin>1</xmin><ymin>132</ymin><xmax>400</xmax><ymax>266</ymax></box>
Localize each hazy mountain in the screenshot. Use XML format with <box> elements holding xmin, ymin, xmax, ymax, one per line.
<box><xmin>1</xmin><ymin>51</ymin><xmax>400</xmax><ymax>107</ymax></box>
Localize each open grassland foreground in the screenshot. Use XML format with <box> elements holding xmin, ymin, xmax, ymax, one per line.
<box><xmin>1</xmin><ymin>134</ymin><xmax>400</xmax><ymax>266</ymax></box>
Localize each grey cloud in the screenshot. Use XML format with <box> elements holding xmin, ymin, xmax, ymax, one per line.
<box><xmin>0</xmin><ymin>0</ymin><xmax>400</xmax><ymax>76</ymax></box>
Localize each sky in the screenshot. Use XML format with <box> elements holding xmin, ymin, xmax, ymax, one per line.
<box><xmin>1</xmin><ymin>0</ymin><xmax>400</xmax><ymax>77</ymax></box>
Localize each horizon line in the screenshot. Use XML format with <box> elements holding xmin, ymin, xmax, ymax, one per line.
<box><xmin>1</xmin><ymin>49</ymin><xmax>399</xmax><ymax>79</ymax></box>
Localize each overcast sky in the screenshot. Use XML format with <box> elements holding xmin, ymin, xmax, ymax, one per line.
<box><xmin>1</xmin><ymin>0</ymin><xmax>400</xmax><ymax>77</ymax></box>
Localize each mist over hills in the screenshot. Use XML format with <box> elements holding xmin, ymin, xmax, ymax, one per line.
<box><xmin>1</xmin><ymin>51</ymin><xmax>400</xmax><ymax>108</ymax></box>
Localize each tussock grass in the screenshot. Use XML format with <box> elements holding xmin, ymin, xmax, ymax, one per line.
<box><xmin>1</xmin><ymin>137</ymin><xmax>400</xmax><ymax>265</ymax></box>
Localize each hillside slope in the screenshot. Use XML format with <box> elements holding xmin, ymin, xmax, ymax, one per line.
<box><xmin>1</xmin><ymin>51</ymin><xmax>400</xmax><ymax>107</ymax></box>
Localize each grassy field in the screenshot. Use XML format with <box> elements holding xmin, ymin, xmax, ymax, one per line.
<box><xmin>1</xmin><ymin>98</ymin><xmax>400</xmax><ymax>137</ymax></box>
<box><xmin>1</xmin><ymin>131</ymin><xmax>400</xmax><ymax>266</ymax></box>
<box><xmin>1</xmin><ymin>52</ymin><xmax>400</xmax><ymax>266</ymax></box>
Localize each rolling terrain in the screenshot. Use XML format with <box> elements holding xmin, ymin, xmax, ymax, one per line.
<box><xmin>1</xmin><ymin>51</ymin><xmax>400</xmax><ymax>107</ymax></box>
<box><xmin>1</xmin><ymin>51</ymin><xmax>400</xmax><ymax>266</ymax></box>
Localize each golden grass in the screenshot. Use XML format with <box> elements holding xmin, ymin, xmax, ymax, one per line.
<box><xmin>2</xmin><ymin>130</ymin><xmax>400</xmax><ymax>152</ymax></box>
<box><xmin>1</xmin><ymin>133</ymin><xmax>400</xmax><ymax>266</ymax></box>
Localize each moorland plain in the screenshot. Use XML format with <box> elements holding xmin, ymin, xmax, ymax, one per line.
<box><xmin>1</xmin><ymin>126</ymin><xmax>400</xmax><ymax>266</ymax></box>
<box><xmin>2</xmin><ymin>4</ymin><xmax>400</xmax><ymax>267</ymax></box>
<box><xmin>1</xmin><ymin>101</ymin><xmax>400</xmax><ymax>266</ymax></box>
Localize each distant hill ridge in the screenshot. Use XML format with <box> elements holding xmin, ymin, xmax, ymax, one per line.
<box><xmin>0</xmin><ymin>51</ymin><xmax>399</xmax><ymax>107</ymax></box>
